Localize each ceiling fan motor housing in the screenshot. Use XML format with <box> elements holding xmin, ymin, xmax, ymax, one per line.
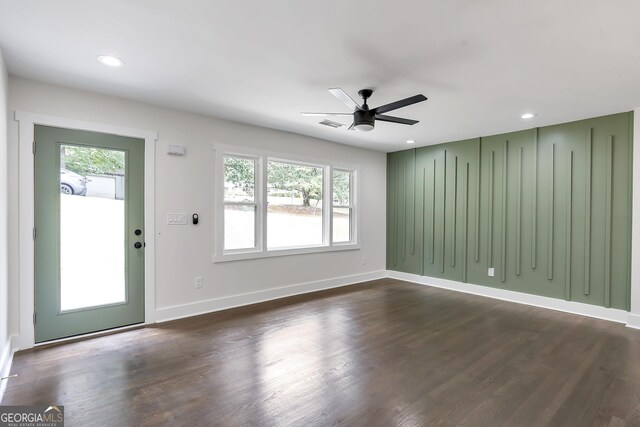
<box><xmin>354</xmin><ymin>109</ymin><xmax>375</xmax><ymax>129</ymax></box>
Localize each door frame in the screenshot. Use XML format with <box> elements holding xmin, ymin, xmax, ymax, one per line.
<box><xmin>14</xmin><ymin>111</ymin><xmax>157</xmax><ymax>350</ymax></box>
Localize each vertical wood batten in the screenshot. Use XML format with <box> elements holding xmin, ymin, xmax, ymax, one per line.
<box><xmin>516</xmin><ymin>146</ymin><xmax>522</xmax><ymax>276</ymax></box>
<box><xmin>547</xmin><ymin>144</ymin><xmax>555</xmax><ymax>280</ymax></box>
<box><xmin>565</xmin><ymin>151</ymin><xmax>573</xmax><ymax>301</ymax></box>
<box><xmin>488</xmin><ymin>151</ymin><xmax>494</xmax><ymax>268</ymax></box>
<box><xmin>451</xmin><ymin>156</ymin><xmax>458</xmax><ymax>267</ymax></box>
<box><xmin>532</xmin><ymin>129</ymin><xmax>538</xmax><ymax>269</ymax></box>
<box><xmin>393</xmin><ymin>155</ymin><xmax>398</xmax><ymax>267</ymax></box>
<box><xmin>402</xmin><ymin>161</ymin><xmax>407</xmax><ymax>261</ymax></box>
<box><xmin>441</xmin><ymin>151</ymin><xmax>447</xmax><ymax>273</ymax></box>
<box><xmin>421</xmin><ymin>167</ymin><xmax>427</xmax><ymax>275</ymax></box>
<box><xmin>605</xmin><ymin>137</ymin><xmax>613</xmax><ymax>308</ymax></box>
<box><xmin>475</xmin><ymin>138</ymin><xmax>481</xmax><ymax>262</ymax></box>
<box><xmin>500</xmin><ymin>141</ymin><xmax>508</xmax><ymax>282</ymax></box>
<box><xmin>431</xmin><ymin>159</ymin><xmax>436</xmax><ymax>265</ymax></box>
<box><xmin>584</xmin><ymin>129</ymin><xmax>592</xmax><ymax>295</ymax></box>
<box><xmin>412</xmin><ymin>150</ymin><xmax>416</xmax><ymax>255</ymax></box>
<box><xmin>463</xmin><ymin>162</ymin><xmax>469</xmax><ymax>282</ymax></box>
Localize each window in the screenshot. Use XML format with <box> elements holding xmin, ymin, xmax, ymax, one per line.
<box><xmin>223</xmin><ymin>156</ymin><xmax>257</xmax><ymax>251</ymax></box>
<box><xmin>215</xmin><ymin>145</ymin><xmax>358</xmax><ymax>261</ymax></box>
<box><xmin>267</xmin><ymin>161</ymin><xmax>324</xmax><ymax>249</ymax></box>
<box><xmin>332</xmin><ymin>170</ymin><xmax>353</xmax><ymax>244</ymax></box>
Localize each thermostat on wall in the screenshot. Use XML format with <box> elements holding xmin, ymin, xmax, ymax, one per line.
<box><xmin>167</xmin><ymin>145</ymin><xmax>186</xmax><ymax>156</ymax></box>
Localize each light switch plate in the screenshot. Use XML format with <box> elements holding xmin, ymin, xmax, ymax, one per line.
<box><xmin>488</xmin><ymin>267</ymin><xmax>495</xmax><ymax>277</ymax></box>
<box><xmin>167</xmin><ymin>213</ymin><xmax>188</xmax><ymax>225</ymax></box>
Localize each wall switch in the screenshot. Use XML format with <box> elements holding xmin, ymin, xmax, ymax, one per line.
<box><xmin>195</xmin><ymin>277</ymin><xmax>203</xmax><ymax>289</ymax></box>
<box><xmin>167</xmin><ymin>213</ymin><xmax>188</xmax><ymax>225</ymax></box>
<box><xmin>488</xmin><ymin>267</ymin><xmax>495</xmax><ymax>277</ymax></box>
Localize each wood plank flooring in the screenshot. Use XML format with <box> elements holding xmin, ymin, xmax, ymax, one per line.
<box><xmin>4</xmin><ymin>279</ymin><xmax>640</xmax><ymax>426</ymax></box>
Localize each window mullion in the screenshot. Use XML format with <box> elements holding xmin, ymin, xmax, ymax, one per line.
<box><xmin>326</xmin><ymin>165</ymin><xmax>332</xmax><ymax>246</ymax></box>
<box><xmin>261</xmin><ymin>156</ymin><xmax>268</xmax><ymax>253</ymax></box>
<box><xmin>224</xmin><ymin>202</ymin><xmax>257</xmax><ymax>207</ymax></box>
<box><xmin>351</xmin><ymin>170</ymin><xmax>357</xmax><ymax>244</ymax></box>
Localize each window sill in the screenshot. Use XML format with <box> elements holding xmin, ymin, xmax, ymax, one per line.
<box><xmin>213</xmin><ymin>243</ymin><xmax>360</xmax><ymax>263</ymax></box>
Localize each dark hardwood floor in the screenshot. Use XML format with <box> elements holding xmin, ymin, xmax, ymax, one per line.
<box><xmin>5</xmin><ymin>279</ymin><xmax>640</xmax><ymax>426</ymax></box>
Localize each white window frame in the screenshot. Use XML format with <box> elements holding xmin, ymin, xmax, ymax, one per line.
<box><xmin>214</xmin><ymin>144</ymin><xmax>360</xmax><ymax>262</ymax></box>
<box><xmin>221</xmin><ymin>155</ymin><xmax>262</xmax><ymax>255</ymax></box>
<box><xmin>331</xmin><ymin>168</ymin><xmax>356</xmax><ymax>246</ymax></box>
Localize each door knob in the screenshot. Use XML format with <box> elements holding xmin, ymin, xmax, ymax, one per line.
<box><xmin>134</xmin><ymin>242</ymin><xmax>143</xmax><ymax>249</ymax></box>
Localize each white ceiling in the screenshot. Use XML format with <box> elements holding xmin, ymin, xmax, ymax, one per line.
<box><xmin>1</xmin><ymin>1</ymin><xmax>639</xmax><ymax>152</ymax></box>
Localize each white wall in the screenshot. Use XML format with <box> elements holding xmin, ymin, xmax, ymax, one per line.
<box><xmin>0</xmin><ymin>51</ymin><xmax>10</xmax><ymax>382</ymax></box>
<box><xmin>7</xmin><ymin>77</ymin><xmax>387</xmax><ymax>334</ymax></box>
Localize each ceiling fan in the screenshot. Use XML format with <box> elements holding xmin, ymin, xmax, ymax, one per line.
<box><xmin>302</xmin><ymin>88</ymin><xmax>427</xmax><ymax>132</ymax></box>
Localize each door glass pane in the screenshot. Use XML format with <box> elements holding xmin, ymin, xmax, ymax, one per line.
<box><xmin>224</xmin><ymin>205</ymin><xmax>256</xmax><ymax>250</ymax></box>
<box><xmin>333</xmin><ymin>207</ymin><xmax>351</xmax><ymax>243</ymax></box>
<box><xmin>267</xmin><ymin>161</ymin><xmax>323</xmax><ymax>248</ymax></box>
<box><xmin>59</xmin><ymin>145</ymin><xmax>126</xmax><ymax>311</ymax></box>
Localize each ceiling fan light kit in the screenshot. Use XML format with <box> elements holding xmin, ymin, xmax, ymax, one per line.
<box><xmin>302</xmin><ymin>87</ymin><xmax>428</xmax><ymax>132</ymax></box>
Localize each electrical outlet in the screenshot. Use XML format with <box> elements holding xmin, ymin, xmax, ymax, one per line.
<box><xmin>361</xmin><ymin>256</ymin><xmax>367</xmax><ymax>265</ymax></box>
<box><xmin>488</xmin><ymin>267</ymin><xmax>495</xmax><ymax>277</ymax></box>
<box><xmin>195</xmin><ymin>277</ymin><xmax>203</xmax><ymax>289</ymax></box>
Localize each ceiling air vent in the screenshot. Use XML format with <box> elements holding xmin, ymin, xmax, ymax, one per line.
<box><xmin>318</xmin><ymin>119</ymin><xmax>345</xmax><ymax>128</ymax></box>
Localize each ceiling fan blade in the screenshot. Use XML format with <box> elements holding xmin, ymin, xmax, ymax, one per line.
<box><xmin>372</xmin><ymin>94</ymin><xmax>427</xmax><ymax>115</ymax></box>
<box><xmin>301</xmin><ymin>112</ymin><xmax>353</xmax><ymax>117</ymax></box>
<box><xmin>347</xmin><ymin>122</ymin><xmax>356</xmax><ymax>130</ymax></box>
<box><xmin>328</xmin><ymin>88</ymin><xmax>361</xmax><ymax>112</ymax></box>
<box><xmin>375</xmin><ymin>114</ymin><xmax>419</xmax><ymax>125</ymax></box>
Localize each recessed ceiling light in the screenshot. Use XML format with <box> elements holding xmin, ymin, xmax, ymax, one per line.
<box><xmin>521</xmin><ymin>113</ymin><xmax>536</xmax><ymax>119</ymax></box>
<box><xmin>406</xmin><ymin>139</ymin><xmax>416</xmax><ymax>144</ymax></box>
<box><xmin>97</xmin><ymin>55</ymin><xmax>125</xmax><ymax>67</ymax></box>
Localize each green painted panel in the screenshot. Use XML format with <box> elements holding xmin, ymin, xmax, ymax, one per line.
<box><xmin>387</xmin><ymin>112</ymin><xmax>632</xmax><ymax>310</ymax></box>
<box><xmin>412</xmin><ymin>139</ymin><xmax>478</xmax><ymax>282</ymax></box>
<box><xmin>386</xmin><ymin>149</ymin><xmax>420</xmax><ymax>274</ymax></box>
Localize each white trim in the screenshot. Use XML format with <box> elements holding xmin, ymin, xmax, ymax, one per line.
<box><xmin>14</xmin><ymin>111</ymin><xmax>157</xmax><ymax>350</ymax></box>
<box><xmin>155</xmin><ymin>270</ymin><xmax>386</xmax><ymax>322</ymax></box>
<box><xmin>32</xmin><ymin>323</ymin><xmax>144</xmax><ymax>348</ymax></box>
<box><xmin>324</xmin><ymin>164</ymin><xmax>332</xmax><ymax>246</ymax></box>
<box><xmin>213</xmin><ymin>243</ymin><xmax>360</xmax><ymax>263</ymax></box>
<box><xmin>627</xmin><ymin>313</ymin><xmax>640</xmax><ymax>330</ymax></box>
<box><xmin>630</xmin><ymin>108</ymin><xmax>640</xmax><ymax>318</ymax></box>
<box><xmin>0</xmin><ymin>335</ymin><xmax>16</xmax><ymax>403</ymax></box>
<box><xmin>387</xmin><ymin>270</ymin><xmax>631</xmax><ymax>325</ymax></box>
<box><xmin>213</xmin><ymin>143</ymin><xmax>362</xmax><ymax>170</ymax></box>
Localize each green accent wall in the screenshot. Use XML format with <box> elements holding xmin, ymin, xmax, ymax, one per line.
<box><xmin>387</xmin><ymin>112</ymin><xmax>633</xmax><ymax>310</ymax></box>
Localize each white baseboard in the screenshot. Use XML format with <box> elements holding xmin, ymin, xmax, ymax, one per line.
<box><xmin>627</xmin><ymin>313</ymin><xmax>640</xmax><ymax>330</ymax></box>
<box><xmin>155</xmin><ymin>270</ymin><xmax>387</xmax><ymax>323</ymax></box>
<box><xmin>0</xmin><ymin>335</ymin><xmax>17</xmax><ymax>404</ymax></box>
<box><xmin>387</xmin><ymin>270</ymin><xmax>632</xmax><ymax>325</ymax></box>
